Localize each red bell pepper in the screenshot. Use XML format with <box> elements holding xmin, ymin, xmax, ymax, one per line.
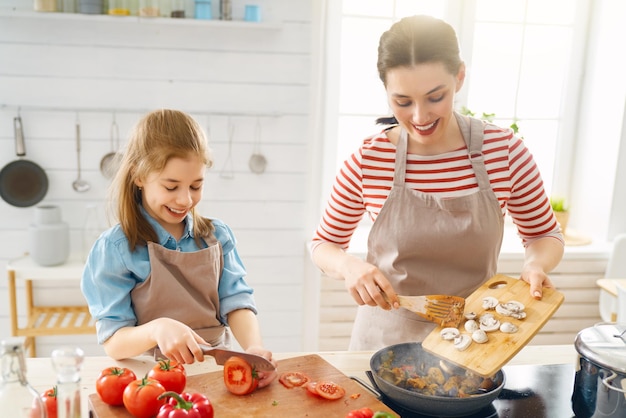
<box><xmin>156</xmin><ymin>391</ymin><xmax>214</xmax><ymax>418</ymax></box>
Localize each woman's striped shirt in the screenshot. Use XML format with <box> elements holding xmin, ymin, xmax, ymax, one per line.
<box><xmin>311</xmin><ymin>123</ymin><xmax>563</xmax><ymax>251</ymax></box>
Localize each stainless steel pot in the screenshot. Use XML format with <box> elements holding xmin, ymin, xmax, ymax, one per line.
<box><xmin>370</xmin><ymin>342</ymin><xmax>505</xmax><ymax>417</ymax></box>
<box><xmin>572</xmin><ymin>323</ymin><xmax>626</xmax><ymax>418</ymax></box>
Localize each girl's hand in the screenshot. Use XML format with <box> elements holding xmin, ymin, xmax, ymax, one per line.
<box><xmin>342</xmin><ymin>257</ymin><xmax>398</xmax><ymax>310</ymax></box>
<box><xmin>152</xmin><ymin>318</ymin><xmax>207</xmax><ymax>364</ymax></box>
<box><xmin>245</xmin><ymin>345</ymin><xmax>277</xmax><ymax>388</ymax></box>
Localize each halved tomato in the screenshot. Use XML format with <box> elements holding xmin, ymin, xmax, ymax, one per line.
<box><xmin>223</xmin><ymin>356</ymin><xmax>259</xmax><ymax>395</ymax></box>
<box><xmin>315</xmin><ymin>381</ymin><xmax>345</xmax><ymax>400</ymax></box>
<box><xmin>279</xmin><ymin>371</ymin><xmax>310</xmax><ymax>388</ymax></box>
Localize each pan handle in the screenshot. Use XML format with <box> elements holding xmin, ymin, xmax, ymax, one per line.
<box><xmin>14</xmin><ymin>116</ymin><xmax>25</xmax><ymax>157</ymax></box>
<box><xmin>350</xmin><ymin>374</ymin><xmax>383</xmax><ymax>399</ymax></box>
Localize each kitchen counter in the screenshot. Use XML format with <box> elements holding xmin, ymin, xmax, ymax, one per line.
<box><xmin>25</xmin><ymin>344</ymin><xmax>577</xmax><ymax>417</ymax></box>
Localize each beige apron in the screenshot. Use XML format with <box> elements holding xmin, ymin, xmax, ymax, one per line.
<box><xmin>349</xmin><ymin>114</ymin><xmax>504</xmax><ymax>350</ymax></box>
<box><xmin>131</xmin><ymin>236</ymin><xmax>228</xmax><ymax>349</ymax></box>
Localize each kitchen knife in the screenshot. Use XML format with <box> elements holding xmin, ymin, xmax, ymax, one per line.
<box><xmin>154</xmin><ymin>344</ymin><xmax>276</xmax><ymax>372</ymax></box>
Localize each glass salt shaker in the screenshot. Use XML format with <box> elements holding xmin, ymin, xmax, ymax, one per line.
<box><xmin>0</xmin><ymin>338</ymin><xmax>46</xmax><ymax>418</ymax></box>
<box><xmin>51</xmin><ymin>346</ymin><xmax>84</xmax><ymax>418</ymax></box>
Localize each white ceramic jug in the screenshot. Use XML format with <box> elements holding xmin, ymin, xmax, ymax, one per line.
<box><xmin>29</xmin><ymin>205</ymin><xmax>69</xmax><ymax>266</ymax></box>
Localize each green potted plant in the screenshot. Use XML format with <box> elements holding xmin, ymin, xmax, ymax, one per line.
<box><xmin>550</xmin><ymin>196</ymin><xmax>570</xmax><ymax>235</ymax></box>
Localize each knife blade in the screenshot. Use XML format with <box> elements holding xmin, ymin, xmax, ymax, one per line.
<box><xmin>153</xmin><ymin>344</ymin><xmax>276</xmax><ymax>372</ymax></box>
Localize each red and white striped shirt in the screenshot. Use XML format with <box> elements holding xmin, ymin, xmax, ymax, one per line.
<box><xmin>312</xmin><ymin>123</ymin><xmax>563</xmax><ymax>251</ymax></box>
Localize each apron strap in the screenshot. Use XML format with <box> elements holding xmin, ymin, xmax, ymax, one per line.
<box><xmin>393</xmin><ymin>128</ymin><xmax>408</xmax><ymax>186</ymax></box>
<box><xmin>456</xmin><ymin>112</ymin><xmax>491</xmax><ymax>191</ymax></box>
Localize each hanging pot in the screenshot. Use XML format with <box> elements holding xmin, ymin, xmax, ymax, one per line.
<box><xmin>0</xmin><ymin>115</ymin><xmax>49</xmax><ymax>207</ymax></box>
<box><xmin>572</xmin><ymin>323</ymin><xmax>626</xmax><ymax>418</ymax></box>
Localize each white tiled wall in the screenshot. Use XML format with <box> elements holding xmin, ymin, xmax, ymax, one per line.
<box><xmin>0</xmin><ymin>0</ymin><xmax>319</xmax><ymax>356</ymax></box>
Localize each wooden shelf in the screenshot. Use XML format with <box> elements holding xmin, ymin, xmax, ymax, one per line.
<box><xmin>6</xmin><ymin>254</ymin><xmax>96</xmax><ymax>357</ymax></box>
<box><xmin>0</xmin><ymin>10</ymin><xmax>282</xmax><ymax>29</ymax></box>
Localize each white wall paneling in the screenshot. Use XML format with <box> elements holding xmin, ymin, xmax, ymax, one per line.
<box><xmin>0</xmin><ymin>0</ymin><xmax>315</xmax><ymax>355</ymax></box>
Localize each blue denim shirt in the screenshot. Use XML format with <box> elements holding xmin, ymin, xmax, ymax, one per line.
<box><xmin>81</xmin><ymin>208</ymin><xmax>257</xmax><ymax>344</ymax></box>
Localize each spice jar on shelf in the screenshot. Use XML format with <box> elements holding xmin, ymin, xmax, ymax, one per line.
<box><xmin>139</xmin><ymin>0</ymin><xmax>160</xmax><ymax>16</ymax></box>
<box><xmin>108</xmin><ymin>0</ymin><xmax>131</xmax><ymax>15</ymax></box>
<box><xmin>33</xmin><ymin>0</ymin><xmax>56</xmax><ymax>12</ymax></box>
<box><xmin>194</xmin><ymin>0</ymin><xmax>211</xmax><ymax>19</ymax></box>
<box><xmin>170</xmin><ymin>0</ymin><xmax>185</xmax><ymax>17</ymax></box>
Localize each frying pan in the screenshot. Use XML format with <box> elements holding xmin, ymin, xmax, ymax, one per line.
<box><xmin>0</xmin><ymin>116</ymin><xmax>48</xmax><ymax>207</ymax></box>
<box><xmin>369</xmin><ymin>342</ymin><xmax>505</xmax><ymax>417</ymax></box>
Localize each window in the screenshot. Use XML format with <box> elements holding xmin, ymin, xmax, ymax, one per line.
<box><xmin>320</xmin><ymin>0</ymin><xmax>623</xmax><ymax>245</ymax></box>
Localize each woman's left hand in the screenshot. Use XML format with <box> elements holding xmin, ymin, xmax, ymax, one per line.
<box><xmin>245</xmin><ymin>345</ymin><xmax>277</xmax><ymax>388</ymax></box>
<box><xmin>520</xmin><ymin>265</ymin><xmax>554</xmax><ymax>299</ymax></box>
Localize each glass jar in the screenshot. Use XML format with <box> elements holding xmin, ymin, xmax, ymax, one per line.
<box><xmin>0</xmin><ymin>338</ymin><xmax>45</xmax><ymax>418</ymax></box>
<box><xmin>108</xmin><ymin>0</ymin><xmax>130</xmax><ymax>15</ymax></box>
<box><xmin>33</xmin><ymin>0</ymin><xmax>56</xmax><ymax>12</ymax></box>
<box><xmin>194</xmin><ymin>0</ymin><xmax>210</xmax><ymax>19</ymax></box>
<box><xmin>139</xmin><ymin>0</ymin><xmax>160</xmax><ymax>16</ymax></box>
<box><xmin>51</xmin><ymin>346</ymin><xmax>84</xmax><ymax>418</ymax></box>
<box><xmin>170</xmin><ymin>0</ymin><xmax>185</xmax><ymax>18</ymax></box>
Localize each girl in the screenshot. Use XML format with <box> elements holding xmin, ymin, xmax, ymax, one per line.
<box><xmin>310</xmin><ymin>15</ymin><xmax>564</xmax><ymax>350</ymax></box>
<box><xmin>81</xmin><ymin>109</ymin><xmax>276</xmax><ymax>387</ymax></box>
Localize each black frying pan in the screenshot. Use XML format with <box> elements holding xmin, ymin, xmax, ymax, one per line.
<box><xmin>0</xmin><ymin>116</ymin><xmax>48</xmax><ymax>207</ymax></box>
<box><xmin>369</xmin><ymin>342</ymin><xmax>505</xmax><ymax>417</ymax></box>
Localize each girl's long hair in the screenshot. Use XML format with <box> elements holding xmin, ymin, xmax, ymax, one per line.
<box><xmin>109</xmin><ymin>109</ymin><xmax>214</xmax><ymax>251</ymax></box>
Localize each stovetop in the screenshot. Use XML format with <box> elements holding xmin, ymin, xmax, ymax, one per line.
<box><xmin>363</xmin><ymin>363</ymin><xmax>576</xmax><ymax>418</ymax></box>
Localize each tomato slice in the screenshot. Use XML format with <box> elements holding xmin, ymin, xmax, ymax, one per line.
<box><xmin>315</xmin><ymin>381</ymin><xmax>346</xmax><ymax>400</ymax></box>
<box><xmin>304</xmin><ymin>381</ymin><xmax>319</xmax><ymax>397</ymax></box>
<box><xmin>279</xmin><ymin>371</ymin><xmax>310</xmax><ymax>388</ymax></box>
<box><xmin>223</xmin><ymin>356</ymin><xmax>259</xmax><ymax>395</ymax></box>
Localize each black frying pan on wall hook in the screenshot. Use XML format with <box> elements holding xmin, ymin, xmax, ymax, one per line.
<box><xmin>0</xmin><ymin>113</ymin><xmax>49</xmax><ymax>207</ymax></box>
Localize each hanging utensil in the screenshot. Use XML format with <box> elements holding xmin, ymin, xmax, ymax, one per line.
<box><xmin>100</xmin><ymin>113</ymin><xmax>122</xmax><ymax>179</ymax></box>
<box><xmin>248</xmin><ymin>117</ymin><xmax>267</xmax><ymax>174</ymax></box>
<box><xmin>0</xmin><ymin>111</ymin><xmax>49</xmax><ymax>207</ymax></box>
<box><xmin>219</xmin><ymin>117</ymin><xmax>235</xmax><ymax>179</ymax></box>
<box><xmin>72</xmin><ymin>117</ymin><xmax>90</xmax><ymax>193</ymax></box>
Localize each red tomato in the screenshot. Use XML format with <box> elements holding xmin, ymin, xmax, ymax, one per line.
<box><xmin>96</xmin><ymin>367</ymin><xmax>137</xmax><ymax>406</ymax></box>
<box><xmin>315</xmin><ymin>381</ymin><xmax>346</xmax><ymax>400</ymax></box>
<box><xmin>346</xmin><ymin>407</ymin><xmax>375</xmax><ymax>418</ymax></box>
<box><xmin>148</xmin><ymin>359</ymin><xmax>187</xmax><ymax>393</ymax></box>
<box><xmin>122</xmin><ymin>377</ymin><xmax>166</xmax><ymax>418</ymax></box>
<box><xmin>278</xmin><ymin>371</ymin><xmax>310</xmax><ymax>388</ymax></box>
<box><xmin>40</xmin><ymin>387</ymin><xmax>58</xmax><ymax>418</ymax></box>
<box><xmin>223</xmin><ymin>356</ymin><xmax>259</xmax><ymax>395</ymax></box>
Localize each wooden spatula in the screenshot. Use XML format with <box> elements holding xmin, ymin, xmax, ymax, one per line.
<box><xmin>397</xmin><ymin>294</ymin><xmax>465</xmax><ymax>328</ymax></box>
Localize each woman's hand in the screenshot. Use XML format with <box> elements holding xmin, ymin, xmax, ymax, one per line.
<box><xmin>342</xmin><ymin>257</ymin><xmax>399</xmax><ymax>310</ymax></box>
<box><xmin>245</xmin><ymin>345</ymin><xmax>277</xmax><ymax>388</ymax></box>
<box><xmin>152</xmin><ymin>318</ymin><xmax>207</xmax><ymax>364</ymax></box>
<box><xmin>519</xmin><ymin>264</ymin><xmax>554</xmax><ymax>300</ymax></box>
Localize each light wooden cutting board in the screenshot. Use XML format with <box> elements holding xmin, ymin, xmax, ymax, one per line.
<box><xmin>422</xmin><ymin>274</ymin><xmax>564</xmax><ymax>378</ymax></box>
<box><xmin>88</xmin><ymin>354</ymin><xmax>397</xmax><ymax>418</ymax></box>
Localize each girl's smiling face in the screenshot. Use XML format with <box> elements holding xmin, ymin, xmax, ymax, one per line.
<box><xmin>386</xmin><ymin>61</ymin><xmax>465</xmax><ymax>150</ymax></box>
<box><xmin>135</xmin><ymin>155</ymin><xmax>205</xmax><ymax>238</ymax></box>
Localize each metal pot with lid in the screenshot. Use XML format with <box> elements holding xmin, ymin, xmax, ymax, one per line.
<box><xmin>572</xmin><ymin>323</ymin><xmax>626</xmax><ymax>418</ymax></box>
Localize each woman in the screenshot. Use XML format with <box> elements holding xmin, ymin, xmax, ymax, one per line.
<box><xmin>310</xmin><ymin>15</ymin><xmax>564</xmax><ymax>350</ymax></box>
<box><xmin>81</xmin><ymin>109</ymin><xmax>276</xmax><ymax>387</ymax></box>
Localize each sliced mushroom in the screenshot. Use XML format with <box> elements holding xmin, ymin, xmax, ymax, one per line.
<box><xmin>472</xmin><ymin>329</ymin><xmax>489</xmax><ymax>343</ymax></box>
<box><xmin>500</xmin><ymin>322</ymin><xmax>519</xmax><ymax>333</ymax></box>
<box><xmin>464</xmin><ymin>311</ymin><xmax>477</xmax><ymax>320</ymax></box>
<box><xmin>464</xmin><ymin>319</ymin><xmax>479</xmax><ymax>332</ymax></box>
<box><xmin>482</xmin><ymin>296</ymin><xmax>499</xmax><ymax>310</ymax></box>
<box><xmin>453</xmin><ymin>334</ymin><xmax>472</xmax><ymax>351</ymax></box>
<box><xmin>440</xmin><ymin>327</ymin><xmax>461</xmax><ymax>341</ymax></box>
<box><xmin>479</xmin><ymin>314</ymin><xmax>500</xmax><ymax>332</ymax></box>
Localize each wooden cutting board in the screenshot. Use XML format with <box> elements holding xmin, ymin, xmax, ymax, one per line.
<box><xmin>422</xmin><ymin>274</ymin><xmax>564</xmax><ymax>378</ymax></box>
<box><xmin>88</xmin><ymin>354</ymin><xmax>397</xmax><ymax>418</ymax></box>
